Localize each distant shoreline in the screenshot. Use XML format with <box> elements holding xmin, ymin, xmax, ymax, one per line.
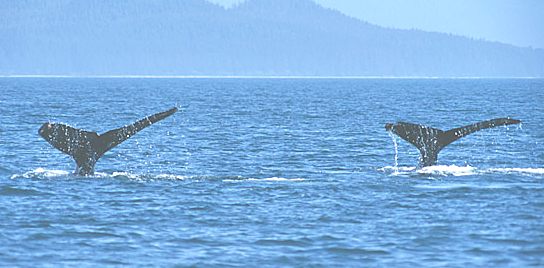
<box><xmin>0</xmin><ymin>75</ymin><xmax>541</xmax><ymax>79</ymax></box>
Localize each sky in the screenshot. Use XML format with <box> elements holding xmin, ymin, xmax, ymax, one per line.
<box><xmin>207</xmin><ymin>0</ymin><xmax>544</xmax><ymax>49</ymax></box>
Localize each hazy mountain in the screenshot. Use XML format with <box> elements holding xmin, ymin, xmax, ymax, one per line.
<box><xmin>1</xmin><ymin>0</ymin><xmax>543</xmax><ymax>77</ymax></box>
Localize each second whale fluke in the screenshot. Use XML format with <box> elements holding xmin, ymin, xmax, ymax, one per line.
<box><xmin>385</xmin><ymin>118</ymin><xmax>521</xmax><ymax>167</ymax></box>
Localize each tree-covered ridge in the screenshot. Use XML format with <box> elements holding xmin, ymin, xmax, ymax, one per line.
<box><xmin>1</xmin><ymin>0</ymin><xmax>542</xmax><ymax>76</ymax></box>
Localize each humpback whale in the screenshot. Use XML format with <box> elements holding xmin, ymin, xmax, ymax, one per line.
<box><xmin>39</xmin><ymin>107</ymin><xmax>178</xmax><ymax>176</ymax></box>
<box><xmin>385</xmin><ymin>118</ymin><xmax>521</xmax><ymax>167</ymax></box>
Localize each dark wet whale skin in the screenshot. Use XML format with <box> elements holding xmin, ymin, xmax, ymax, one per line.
<box><xmin>39</xmin><ymin>107</ymin><xmax>178</xmax><ymax>175</ymax></box>
<box><xmin>385</xmin><ymin>118</ymin><xmax>521</xmax><ymax>167</ymax></box>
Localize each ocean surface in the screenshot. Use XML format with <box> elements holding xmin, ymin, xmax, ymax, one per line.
<box><xmin>1</xmin><ymin>78</ymin><xmax>543</xmax><ymax>267</ymax></box>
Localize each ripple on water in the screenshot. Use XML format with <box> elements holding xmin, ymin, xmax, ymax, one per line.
<box><xmin>1</xmin><ymin>78</ymin><xmax>543</xmax><ymax>267</ymax></box>
<box><xmin>255</xmin><ymin>238</ymin><xmax>311</xmax><ymax>247</ymax></box>
<box><xmin>61</xmin><ymin>230</ymin><xmax>124</xmax><ymax>239</ymax></box>
<box><xmin>223</xmin><ymin>177</ymin><xmax>306</xmax><ymax>182</ymax></box>
<box><xmin>325</xmin><ymin>246</ymin><xmax>390</xmax><ymax>255</ymax></box>
<box><xmin>0</xmin><ymin>186</ymin><xmax>47</xmax><ymax>196</ymax></box>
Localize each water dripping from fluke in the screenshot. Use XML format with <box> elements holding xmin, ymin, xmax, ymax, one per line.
<box><xmin>387</xmin><ymin>130</ymin><xmax>399</xmax><ymax>175</ymax></box>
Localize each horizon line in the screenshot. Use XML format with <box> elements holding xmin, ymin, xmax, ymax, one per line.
<box><xmin>0</xmin><ymin>75</ymin><xmax>542</xmax><ymax>79</ymax></box>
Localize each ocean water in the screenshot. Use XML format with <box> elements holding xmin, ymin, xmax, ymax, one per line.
<box><xmin>1</xmin><ymin>78</ymin><xmax>543</xmax><ymax>267</ymax></box>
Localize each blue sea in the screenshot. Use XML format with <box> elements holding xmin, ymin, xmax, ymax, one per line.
<box><xmin>1</xmin><ymin>78</ymin><xmax>543</xmax><ymax>267</ymax></box>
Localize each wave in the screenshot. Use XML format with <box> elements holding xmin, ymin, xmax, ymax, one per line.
<box><xmin>379</xmin><ymin>165</ymin><xmax>544</xmax><ymax>177</ymax></box>
<box><xmin>0</xmin><ymin>186</ymin><xmax>48</xmax><ymax>196</ymax></box>
<box><xmin>10</xmin><ymin>168</ymin><xmax>305</xmax><ymax>182</ymax></box>
<box><xmin>413</xmin><ymin>183</ymin><xmax>511</xmax><ymax>190</ymax></box>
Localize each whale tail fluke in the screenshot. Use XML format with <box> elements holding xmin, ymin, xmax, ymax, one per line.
<box><xmin>385</xmin><ymin>122</ymin><xmax>444</xmax><ymax>166</ymax></box>
<box><xmin>38</xmin><ymin>123</ymin><xmax>99</xmax><ymax>156</ymax></box>
<box><xmin>440</xmin><ymin>118</ymin><xmax>521</xmax><ymax>147</ymax></box>
<box><xmin>98</xmin><ymin>107</ymin><xmax>178</xmax><ymax>155</ymax></box>
<box><xmin>384</xmin><ymin>122</ymin><xmax>443</xmax><ymax>149</ymax></box>
<box><xmin>39</xmin><ymin>107</ymin><xmax>178</xmax><ymax>175</ymax></box>
<box><xmin>385</xmin><ymin>118</ymin><xmax>521</xmax><ymax>167</ymax></box>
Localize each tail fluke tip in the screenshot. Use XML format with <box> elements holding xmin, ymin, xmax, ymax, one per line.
<box><xmin>385</xmin><ymin>123</ymin><xmax>394</xmax><ymax>131</ymax></box>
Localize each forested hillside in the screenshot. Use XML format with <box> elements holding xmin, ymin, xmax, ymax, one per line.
<box><xmin>1</xmin><ymin>0</ymin><xmax>542</xmax><ymax>76</ymax></box>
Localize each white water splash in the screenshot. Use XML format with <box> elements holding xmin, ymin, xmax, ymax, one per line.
<box><xmin>10</xmin><ymin>169</ymin><xmax>191</xmax><ymax>180</ymax></box>
<box><xmin>378</xmin><ymin>166</ymin><xmax>417</xmax><ymax>173</ymax></box>
<box><xmin>380</xmin><ymin>165</ymin><xmax>544</xmax><ymax>177</ymax></box>
<box><xmin>10</xmin><ymin>169</ymin><xmax>306</xmax><ymax>182</ymax></box>
<box><xmin>10</xmin><ymin>168</ymin><xmax>70</xmax><ymax>179</ymax></box>
<box><xmin>418</xmin><ymin>165</ymin><xmax>477</xmax><ymax>176</ymax></box>
<box><xmin>110</xmin><ymin>172</ymin><xmax>189</xmax><ymax>180</ymax></box>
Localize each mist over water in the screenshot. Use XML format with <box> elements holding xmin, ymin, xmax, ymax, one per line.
<box><xmin>1</xmin><ymin>78</ymin><xmax>543</xmax><ymax>266</ymax></box>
